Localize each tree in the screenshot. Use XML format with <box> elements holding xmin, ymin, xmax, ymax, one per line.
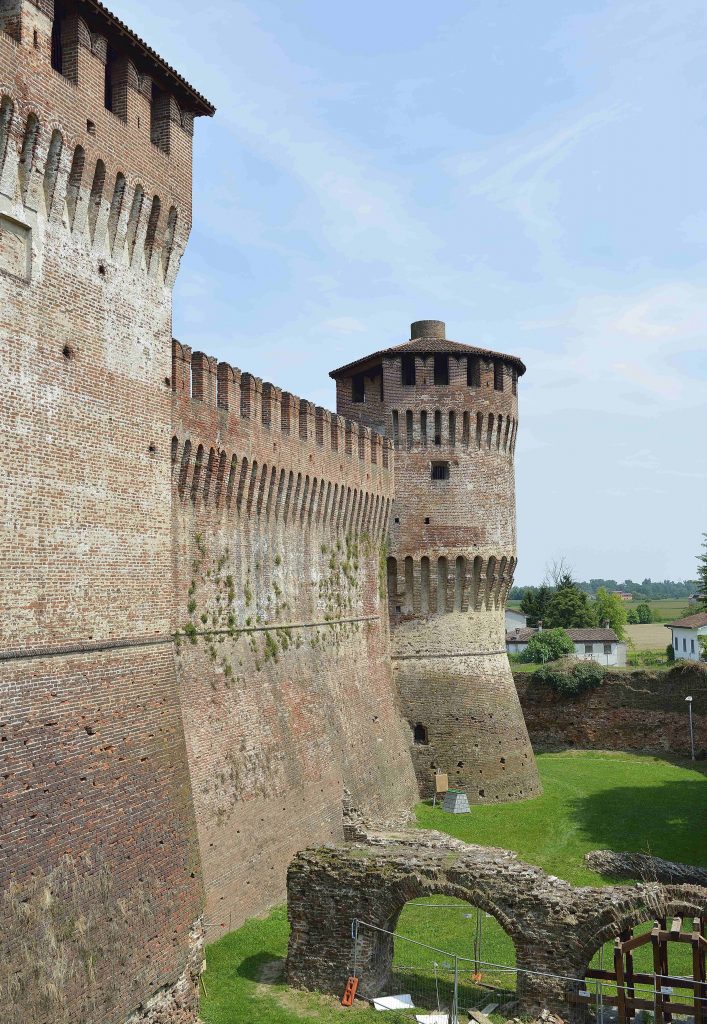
<box><xmin>543</xmin><ymin>557</ymin><xmax>573</xmax><ymax>589</ymax></box>
<box><xmin>593</xmin><ymin>587</ymin><xmax>628</xmax><ymax>640</ymax></box>
<box><xmin>627</xmin><ymin>609</ymin><xmax>638</xmax><ymax>624</ymax></box>
<box><xmin>521</xmin><ymin>628</ymin><xmax>575</xmax><ymax>664</ymax></box>
<box><xmin>697</xmin><ymin>534</ymin><xmax>707</xmax><ymax>610</ymax></box>
<box><xmin>519</xmin><ymin>586</ymin><xmax>552</xmax><ymax>628</ymax></box>
<box><xmin>699</xmin><ymin>636</ymin><xmax>707</xmax><ymax>663</ymax></box>
<box><xmin>544</xmin><ymin>573</ymin><xmax>596</xmax><ymax>629</ymax></box>
<box><xmin>635</xmin><ymin>602</ymin><xmax>653</xmax><ymax>624</ymax></box>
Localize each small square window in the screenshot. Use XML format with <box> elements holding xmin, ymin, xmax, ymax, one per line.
<box><xmin>394</xmin><ymin>516</ymin><xmax>400</xmax><ymax>524</ymax></box>
<box><xmin>584</xmin><ymin>644</ymin><xmax>593</xmax><ymax>654</ymax></box>
<box><xmin>352</xmin><ymin>374</ymin><xmax>365</xmax><ymax>403</ymax></box>
<box><xmin>395</xmin><ymin>604</ymin><xmax>401</xmax><ymax>613</ymax></box>
<box><xmin>431</xmin><ymin>462</ymin><xmax>449</xmax><ymax>480</ymax></box>
<box><xmin>424</xmin><ymin>517</ymin><xmax>430</xmax><ymax>524</ymax></box>
<box><xmin>603</xmin><ymin>643</ymin><xmax>611</xmax><ymax>655</ymax></box>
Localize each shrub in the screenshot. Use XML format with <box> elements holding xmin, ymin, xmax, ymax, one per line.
<box><xmin>669</xmin><ymin>659</ymin><xmax>707</xmax><ymax>677</ymax></box>
<box><xmin>636</xmin><ymin>602</ymin><xmax>653</xmax><ymax>624</ymax></box>
<box><xmin>521</xmin><ymin>628</ymin><xmax>575</xmax><ymax>664</ymax></box>
<box><xmin>535</xmin><ymin>659</ymin><xmax>605</xmax><ymax>696</ymax></box>
<box><xmin>666</xmin><ymin>642</ymin><xmax>675</xmax><ymax>663</ymax></box>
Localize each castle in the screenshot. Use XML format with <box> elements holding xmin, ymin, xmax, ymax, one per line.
<box><xmin>0</xmin><ymin>2</ymin><xmax>535</xmax><ymax>1020</ymax></box>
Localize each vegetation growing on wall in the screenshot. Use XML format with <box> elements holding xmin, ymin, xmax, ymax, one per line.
<box><xmin>176</xmin><ymin>530</ymin><xmax>381</xmax><ymax>678</ymax></box>
<box><xmin>534</xmin><ymin>659</ymin><xmax>606</xmax><ymax>695</ymax></box>
<box><xmin>0</xmin><ymin>854</ymin><xmax>156</xmax><ymax>1024</ymax></box>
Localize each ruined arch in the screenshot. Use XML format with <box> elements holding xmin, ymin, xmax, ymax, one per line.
<box><xmin>286</xmin><ymin>839</ymin><xmax>707</xmax><ymax>1017</ymax></box>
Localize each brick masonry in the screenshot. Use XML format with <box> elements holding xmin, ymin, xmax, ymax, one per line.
<box><xmin>515</xmin><ymin>665</ymin><xmax>706</xmax><ymax>757</ymax></box>
<box><xmin>1</xmin><ymin>2</ymin><xmax>207</xmax><ymax>1020</ymax></box>
<box><xmin>333</xmin><ymin>321</ymin><xmax>540</xmax><ymax>803</ymax></box>
<box><xmin>1</xmin><ymin>4</ymin><xmax>417</xmax><ymax>1019</ymax></box>
<box><xmin>171</xmin><ymin>343</ymin><xmax>418</xmax><ymax>940</ymax></box>
<box><xmin>285</xmin><ymin>830</ymin><xmax>707</xmax><ymax>1015</ymax></box>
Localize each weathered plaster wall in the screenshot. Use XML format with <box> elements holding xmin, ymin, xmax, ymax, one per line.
<box><xmin>515</xmin><ymin>666</ymin><xmax>706</xmax><ymax>756</ymax></box>
<box><xmin>171</xmin><ymin>343</ymin><xmax>418</xmax><ymax>939</ymax></box>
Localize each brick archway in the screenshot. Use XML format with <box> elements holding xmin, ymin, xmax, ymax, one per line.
<box><xmin>285</xmin><ymin>832</ymin><xmax>707</xmax><ymax>1016</ymax></box>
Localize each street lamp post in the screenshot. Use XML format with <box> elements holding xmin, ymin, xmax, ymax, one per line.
<box><xmin>685</xmin><ymin>696</ymin><xmax>695</xmax><ymax>760</ymax></box>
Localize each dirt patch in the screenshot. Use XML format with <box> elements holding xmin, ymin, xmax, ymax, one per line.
<box><xmin>256</xmin><ymin>958</ymin><xmax>369</xmax><ymax>1016</ymax></box>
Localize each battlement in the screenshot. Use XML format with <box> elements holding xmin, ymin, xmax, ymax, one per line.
<box><xmin>0</xmin><ymin>95</ymin><xmax>187</xmax><ymax>283</ymax></box>
<box><xmin>171</xmin><ymin>341</ymin><xmax>394</xmax><ymax>537</ymax></box>
<box><xmin>173</xmin><ymin>340</ymin><xmax>393</xmax><ymax>471</ymax></box>
<box><xmin>0</xmin><ymin>0</ymin><xmax>213</xmax><ymax>284</ymax></box>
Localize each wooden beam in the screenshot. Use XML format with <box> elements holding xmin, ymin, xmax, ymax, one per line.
<box><xmin>653</xmin><ymin>926</ymin><xmax>664</xmax><ymax>1024</ymax></box>
<box><xmin>615</xmin><ymin>939</ymin><xmax>627</xmax><ymax>1024</ymax></box>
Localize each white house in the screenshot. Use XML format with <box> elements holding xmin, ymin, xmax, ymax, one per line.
<box><xmin>506</xmin><ymin>626</ymin><xmax>627</xmax><ymax>666</ymax></box>
<box><xmin>505</xmin><ymin>609</ymin><xmax>528</xmax><ymax>631</ymax></box>
<box><xmin>666</xmin><ymin>612</ymin><xmax>707</xmax><ymax>662</ymax></box>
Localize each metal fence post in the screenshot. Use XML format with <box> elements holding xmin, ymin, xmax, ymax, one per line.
<box><xmin>351</xmin><ymin>918</ymin><xmax>358</xmax><ymax>979</ymax></box>
<box><xmin>453</xmin><ymin>954</ymin><xmax>459</xmax><ymax>1024</ymax></box>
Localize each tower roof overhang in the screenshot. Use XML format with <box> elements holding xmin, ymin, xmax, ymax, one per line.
<box><xmin>76</xmin><ymin>0</ymin><xmax>215</xmax><ymax>116</ymax></box>
<box><xmin>329</xmin><ymin>336</ymin><xmax>526</xmax><ymax>380</ymax></box>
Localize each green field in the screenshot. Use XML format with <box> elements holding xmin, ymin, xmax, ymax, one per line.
<box><xmin>507</xmin><ymin>598</ymin><xmax>694</xmax><ymax>624</ymax></box>
<box><xmin>200</xmin><ymin>752</ymin><xmax>706</xmax><ymax>1024</ymax></box>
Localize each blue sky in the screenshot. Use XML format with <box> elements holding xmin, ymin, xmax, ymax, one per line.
<box><xmin>119</xmin><ymin>0</ymin><xmax>705</xmax><ymax>583</ymax></box>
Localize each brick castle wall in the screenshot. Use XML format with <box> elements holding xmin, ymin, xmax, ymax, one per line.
<box><xmin>335</xmin><ymin>322</ymin><xmax>540</xmax><ymax>802</ymax></box>
<box><xmin>171</xmin><ymin>343</ymin><xmax>418</xmax><ymax>939</ymax></box>
<box><xmin>1</xmin><ymin>3</ymin><xmax>204</xmax><ymax>1020</ymax></box>
<box><xmin>515</xmin><ymin>666</ymin><xmax>706</xmax><ymax>756</ymax></box>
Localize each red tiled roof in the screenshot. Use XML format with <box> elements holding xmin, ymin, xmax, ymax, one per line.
<box><xmin>666</xmin><ymin>612</ymin><xmax>707</xmax><ymax>629</ymax></box>
<box><xmin>566</xmin><ymin>628</ymin><xmax>620</xmax><ymax>643</ymax></box>
<box><xmin>506</xmin><ymin>628</ymin><xmax>536</xmax><ymax>643</ymax></box>
<box><xmin>505</xmin><ymin>627</ymin><xmax>621</xmax><ymax>644</ymax></box>
<box><xmin>330</xmin><ymin>336</ymin><xmax>526</xmax><ymax>379</ymax></box>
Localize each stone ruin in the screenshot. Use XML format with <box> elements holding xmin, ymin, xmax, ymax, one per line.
<box><xmin>285</xmin><ymin>830</ymin><xmax>707</xmax><ymax>1016</ymax></box>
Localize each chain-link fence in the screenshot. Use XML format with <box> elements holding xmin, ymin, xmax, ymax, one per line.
<box><xmin>351</xmin><ymin>918</ymin><xmax>707</xmax><ymax>1024</ymax></box>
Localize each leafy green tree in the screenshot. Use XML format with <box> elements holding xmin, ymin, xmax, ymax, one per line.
<box><xmin>627</xmin><ymin>609</ymin><xmax>638</xmax><ymax>624</ymax></box>
<box><xmin>521</xmin><ymin>628</ymin><xmax>575</xmax><ymax>664</ymax></box>
<box><xmin>699</xmin><ymin>636</ymin><xmax>707</xmax><ymax>662</ymax></box>
<box><xmin>593</xmin><ymin>587</ymin><xmax>628</xmax><ymax>640</ymax></box>
<box><xmin>544</xmin><ymin>573</ymin><xmax>596</xmax><ymax>629</ymax></box>
<box><xmin>697</xmin><ymin>534</ymin><xmax>707</xmax><ymax>609</ymax></box>
<box><xmin>635</xmin><ymin>602</ymin><xmax>653</xmax><ymax>624</ymax></box>
<box><xmin>519</xmin><ymin>586</ymin><xmax>552</xmax><ymax>627</ymax></box>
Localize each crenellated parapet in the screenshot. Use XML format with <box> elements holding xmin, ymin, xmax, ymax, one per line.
<box><xmin>334</xmin><ymin>320</ymin><xmax>539</xmax><ymax>805</ymax></box>
<box><xmin>171</xmin><ymin>340</ymin><xmax>394</xmax><ymax>541</ymax></box>
<box><xmin>0</xmin><ymin>0</ymin><xmax>213</xmax><ymax>285</ymax></box>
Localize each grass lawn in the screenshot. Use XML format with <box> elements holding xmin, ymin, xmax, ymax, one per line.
<box><xmin>200</xmin><ymin>752</ymin><xmax>706</xmax><ymax>1024</ymax></box>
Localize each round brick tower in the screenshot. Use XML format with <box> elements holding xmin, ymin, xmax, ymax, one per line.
<box><xmin>331</xmin><ymin>320</ymin><xmax>540</xmax><ymax>804</ymax></box>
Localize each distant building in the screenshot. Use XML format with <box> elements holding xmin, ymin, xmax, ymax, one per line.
<box><xmin>506</xmin><ymin>626</ymin><xmax>627</xmax><ymax>666</ymax></box>
<box><xmin>505</xmin><ymin>609</ymin><xmax>528</xmax><ymax>631</ymax></box>
<box><xmin>666</xmin><ymin>612</ymin><xmax>707</xmax><ymax>662</ymax></box>
<box><xmin>611</xmin><ymin>591</ymin><xmax>633</xmax><ymax>602</ymax></box>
